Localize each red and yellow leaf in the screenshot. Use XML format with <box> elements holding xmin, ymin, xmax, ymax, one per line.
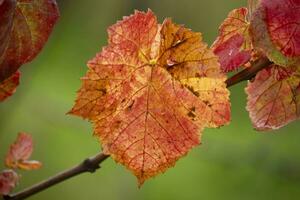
<box><xmin>0</xmin><ymin>71</ymin><xmax>20</xmax><ymax>102</ymax></box>
<box><xmin>0</xmin><ymin>170</ymin><xmax>19</xmax><ymax>195</ymax></box>
<box><xmin>5</xmin><ymin>132</ymin><xmax>42</xmax><ymax>170</ymax></box>
<box><xmin>250</xmin><ymin>0</ymin><xmax>300</xmax><ymax>66</ymax></box>
<box><xmin>246</xmin><ymin>64</ymin><xmax>300</xmax><ymax>130</ymax></box>
<box><xmin>0</xmin><ymin>0</ymin><xmax>60</xmax><ymax>82</ymax></box>
<box><xmin>69</xmin><ymin>10</ymin><xmax>230</xmax><ymax>185</ymax></box>
<box><xmin>212</xmin><ymin>7</ymin><xmax>252</xmax><ymax>72</ymax></box>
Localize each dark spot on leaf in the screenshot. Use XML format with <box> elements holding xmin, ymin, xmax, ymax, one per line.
<box><xmin>186</xmin><ymin>85</ymin><xmax>199</xmax><ymax>97</ymax></box>
<box><xmin>190</xmin><ymin>106</ymin><xmax>196</xmax><ymax>112</ymax></box>
<box><xmin>126</xmin><ymin>100</ymin><xmax>135</xmax><ymax>111</ymax></box>
<box><xmin>203</xmin><ymin>100</ymin><xmax>212</xmax><ymax>107</ymax></box>
<box><xmin>187</xmin><ymin>111</ymin><xmax>196</xmax><ymax>119</ymax></box>
<box><xmin>98</xmin><ymin>88</ymin><xmax>107</xmax><ymax>95</ymax></box>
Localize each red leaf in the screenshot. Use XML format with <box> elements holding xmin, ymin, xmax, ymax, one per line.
<box><xmin>212</xmin><ymin>7</ymin><xmax>252</xmax><ymax>72</ymax></box>
<box><xmin>0</xmin><ymin>0</ymin><xmax>15</xmax><ymax>58</ymax></box>
<box><xmin>69</xmin><ymin>10</ymin><xmax>230</xmax><ymax>185</ymax></box>
<box><xmin>0</xmin><ymin>71</ymin><xmax>20</xmax><ymax>102</ymax></box>
<box><xmin>262</xmin><ymin>0</ymin><xmax>300</xmax><ymax>57</ymax></box>
<box><xmin>5</xmin><ymin>132</ymin><xmax>42</xmax><ymax>170</ymax></box>
<box><xmin>246</xmin><ymin>64</ymin><xmax>300</xmax><ymax>130</ymax></box>
<box><xmin>0</xmin><ymin>170</ymin><xmax>19</xmax><ymax>195</ymax></box>
<box><xmin>213</xmin><ymin>34</ymin><xmax>251</xmax><ymax>72</ymax></box>
<box><xmin>0</xmin><ymin>0</ymin><xmax>60</xmax><ymax>82</ymax></box>
<box><xmin>250</xmin><ymin>0</ymin><xmax>300</xmax><ymax>66</ymax></box>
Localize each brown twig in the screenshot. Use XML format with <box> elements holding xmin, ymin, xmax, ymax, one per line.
<box><xmin>3</xmin><ymin>153</ymin><xmax>109</xmax><ymax>200</ymax></box>
<box><xmin>226</xmin><ymin>57</ymin><xmax>272</xmax><ymax>87</ymax></box>
<box><xmin>2</xmin><ymin>57</ymin><xmax>271</xmax><ymax>200</ymax></box>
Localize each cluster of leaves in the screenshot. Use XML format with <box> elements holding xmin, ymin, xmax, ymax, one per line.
<box><xmin>0</xmin><ymin>0</ymin><xmax>59</xmax><ymax>102</ymax></box>
<box><xmin>0</xmin><ymin>133</ymin><xmax>42</xmax><ymax>195</ymax></box>
<box><xmin>0</xmin><ymin>0</ymin><xmax>299</xmax><ymax>192</ymax></box>
<box><xmin>247</xmin><ymin>0</ymin><xmax>300</xmax><ymax>130</ymax></box>
<box><xmin>213</xmin><ymin>0</ymin><xmax>300</xmax><ymax>130</ymax></box>
<box><xmin>69</xmin><ymin>0</ymin><xmax>300</xmax><ymax>185</ymax></box>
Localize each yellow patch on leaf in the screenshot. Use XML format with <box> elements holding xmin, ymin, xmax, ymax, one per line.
<box><xmin>212</xmin><ymin>7</ymin><xmax>251</xmax><ymax>51</ymax></box>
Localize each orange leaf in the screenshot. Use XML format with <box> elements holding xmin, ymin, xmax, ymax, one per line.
<box><xmin>0</xmin><ymin>0</ymin><xmax>60</xmax><ymax>82</ymax></box>
<box><xmin>69</xmin><ymin>10</ymin><xmax>230</xmax><ymax>185</ymax></box>
<box><xmin>0</xmin><ymin>169</ymin><xmax>19</xmax><ymax>195</ymax></box>
<box><xmin>212</xmin><ymin>7</ymin><xmax>252</xmax><ymax>72</ymax></box>
<box><xmin>246</xmin><ymin>64</ymin><xmax>300</xmax><ymax>130</ymax></box>
<box><xmin>5</xmin><ymin>132</ymin><xmax>42</xmax><ymax>170</ymax></box>
<box><xmin>0</xmin><ymin>71</ymin><xmax>20</xmax><ymax>102</ymax></box>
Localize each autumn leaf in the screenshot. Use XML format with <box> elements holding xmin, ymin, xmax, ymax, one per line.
<box><xmin>212</xmin><ymin>7</ymin><xmax>252</xmax><ymax>72</ymax></box>
<box><xmin>0</xmin><ymin>170</ymin><xmax>19</xmax><ymax>195</ymax></box>
<box><xmin>0</xmin><ymin>71</ymin><xmax>20</xmax><ymax>102</ymax></box>
<box><xmin>212</xmin><ymin>8</ymin><xmax>251</xmax><ymax>49</ymax></box>
<box><xmin>0</xmin><ymin>0</ymin><xmax>15</xmax><ymax>59</ymax></box>
<box><xmin>5</xmin><ymin>132</ymin><xmax>42</xmax><ymax>170</ymax></box>
<box><xmin>261</xmin><ymin>0</ymin><xmax>300</xmax><ymax>57</ymax></box>
<box><xmin>0</xmin><ymin>0</ymin><xmax>60</xmax><ymax>82</ymax></box>
<box><xmin>246</xmin><ymin>64</ymin><xmax>300</xmax><ymax>130</ymax></box>
<box><xmin>69</xmin><ymin>10</ymin><xmax>230</xmax><ymax>185</ymax></box>
<box><xmin>250</xmin><ymin>0</ymin><xmax>300</xmax><ymax>66</ymax></box>
<box><xmin>213</xmin><ymin>34</ymin><xmax>251</xmax><ymax>72</ymax></box>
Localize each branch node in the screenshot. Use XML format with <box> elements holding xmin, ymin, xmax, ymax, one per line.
<box><xmin>82</xmin><ymin>158</ymin><xmax>100</xmax><ymax>173</ymax></box>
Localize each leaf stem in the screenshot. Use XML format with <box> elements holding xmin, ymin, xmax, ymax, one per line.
<box><xmin>2</xmin><ymin>57</ymin><xmax>271</xmax><ymax>200</ymax></box>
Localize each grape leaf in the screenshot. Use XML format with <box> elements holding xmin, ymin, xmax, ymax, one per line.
<box><xmin>0</xmin><ymin>0</ymin><xmax>15</xmax><ymax>58</ymax></box>
<box><xmin>69</xmin><ymin>10</ymin><xmax>230</xmax><ymax>185</ymax></box>
<box><xmin>0</xmin><ymin>170</ymin><xmax>19</xmax><ymax>195</ymax></box>
<box><xmin>246</xmin><ymin>64</ymin><xmax>300</xmax><ymax>130</ymax></box>
<box><xmin>0</xmin><ymin>71</ymin><xmax>20</xmax><ymax>102</ymax></box>
<box><xmin>5</xmin><ymin>132</ymin><xmax>42</xmax><ymax>170</ymax></box>
<box><xmin>212</xmin><ymin>7</ymin><xmax>252</xmax><ymax>72</ymax></box>
<box><xmin>213</xmin><ymin>34</ymin><xmax>251</xmax><ymax>72</ymax></box>
<box><xmin>262</xmin><ymin>0</ymin><xmax>300</xmax><ymax>57</ymax></box>
<box><xmin>0</xmin><ymin>0</ymin><xmax>60</xmax><ymax>82</ymax></box>
<box><xmin>250</xmin><ymin>0</ymin><xmax>300</xmax><ymax>66</ymax></box>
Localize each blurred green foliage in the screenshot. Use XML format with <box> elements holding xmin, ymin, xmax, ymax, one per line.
<box><xmin>1</xmin><ymin>0</ymin><xmax>300</xmax><ymax>199</ymax></box>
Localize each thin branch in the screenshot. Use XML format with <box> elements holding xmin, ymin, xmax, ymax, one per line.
<box><xmin>226</xmin><ymin>57</ymin><xmax>272</xmax><ymax>87</ymax></box>
<box><xmin>2</xmin><ymin>57</ymin><xmax>272</xmax><ymax>200</ymax></box>
<box><xmin>3</xmin><ymin>153</ymin><xmax>109</xmax><ymax>200</ymax></box>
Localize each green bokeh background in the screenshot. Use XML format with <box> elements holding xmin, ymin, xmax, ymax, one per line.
<box><xmin>1</xmin><ymin>0</ymin><xmax>300</xmax><ymax>199</ymax></box>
